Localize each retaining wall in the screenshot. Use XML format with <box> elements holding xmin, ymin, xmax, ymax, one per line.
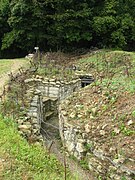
<box><xmin>18</xmin><ymin>76</ymin><xmax>82</xmax><ymax>142</ymax></box>
<box><xmin>59</xmin><ymin>104</ymin><xmax>135</xmax><ymax>180</ymax></box>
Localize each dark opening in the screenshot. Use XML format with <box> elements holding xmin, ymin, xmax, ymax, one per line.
<box><xmin>81</xmin><ymin>82</ymin><xmax>91</xmax><ymax>87</ymax></box>
<box><xmin>80</xmin><ymin>75</ymin><xmax>94</xmax><ymax>88</ymax></box>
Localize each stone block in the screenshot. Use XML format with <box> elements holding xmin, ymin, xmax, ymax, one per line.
<box><xmin>30</xmin><ymin>101</ymin><xmax>38</xmax><ymax>107</ymax></box>
<box><xmin>27</xmin><ymin>112</ymin><xmax>38</xmax><ymax>118</ymax></box>
<box><xmin>67</xmin><ymin>141</ymin><xmax>75</xmax><ymax>152</ymax></box>
<box><xmin>76</xmin><ymin>142</ymin><xmax>85</xmax><ymax>153</ymax></box>
<box><xmin>24</xmin><ymin>78</ymin><xmax>35</xmax><ymax>83</ymax></box>
<box><xmin>18</xmin><ymin>124</ymin><xmax>32</xmax><ymax>130</ymax></box>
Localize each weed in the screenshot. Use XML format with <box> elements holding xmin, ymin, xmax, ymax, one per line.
<box><xmin>111</xmin><ymin>131</ymin><xmax>117</xmax><ymax>137</ymax></box>
<box><xmin>80</xmin><ymin>158</ymin><xmax>89</xmax><ymax>170</ymax></box>
<box><xmin>98</xmin><ymin>176</ymin><xmax>103</xmax><ymax>180</ymax></box>
<box><xmin>69</xmin><ymin>155</ymin><xmax>77</xmax><ymax>162</ymax></box>
<box><xmin>131</xmin><ymin>110</ymin><xmax>135</xmax><ymax>117</ymax></box>
<box><xmin>121</xmin><ymin>176</ymin><xmax>127</xmax><ymax>180</ymax></box>
<box><xmin>118</xmin><ymin>114</ymin><xmax>127</xmax><ymax>122</ymax></box>
<box><xmin>102</xmin><ymin>104</ymin><xmax>108</xmax><ymax>112</ymax></box>
<box><xmin>119</xmin><ymin>123</ymin><xmax>135</xmax><ymax>136</ymax></box>
<box><xmin>84</xmin><ymin>143</ymin><xmax>93</xmax><ymax>151</ymax></box>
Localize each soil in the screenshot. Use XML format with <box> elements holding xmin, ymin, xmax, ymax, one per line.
<box><xmin>63</xmin><ymin>80</ymin><xmax>135</xmax><ymax>174</ymax></box>
<box><xmin>0</xmin><ymin>154</ymin><xmax>10</xmax><ymax>179</ymax></box>
<box><xmin>1</xmin><ymin>51</ymin><xmax>134</xmax><ymax>179</ymax></box>
<box><xmin>0</xmin><ymin>158</ymin><xmax>4</xmax><ymax>177</ymax></box>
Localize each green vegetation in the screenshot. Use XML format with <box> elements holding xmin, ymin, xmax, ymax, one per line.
<box><xmin>84</xmin><ymin>143</ymin><xmax>93</xmax><ymax>151</ymax></box>
<box><xmin>0</xmin><ymin>59</ymin><xmax>26</xmax><ymax>76</ymax></box>
<box><xmin>0</xmin><ymin>1</ymin><xmax>135</xmax><ymax>58</ymax></box>
<box><xmin>0</xmin><ymin>60</ymin><xmax>13</xmax><ymax>75</ymax></box>
<box><xmin>66</xmin><ymin>50</ymin><xmax>135</xmax><ymax>138</ymax></box>
<box><xmin>0</xmin><ymin>58</ymin><xmax>27</xmax><ymax>94</ymax></box>
<box><xmin>119</xmin><ymin>123</ymin><xmax>135</xmax><ymax>136</ymax></box>
<box><xmin>80</xmin><ymin>159</ymin><xmax>89</xmax><ymax>170</ymax></box>
<box><xmin>0</xmin><ymin>115</ymin><xmax>73</xmax><ymax>180</ymax></box>
<box><xmin>79</xmin><ymin>50</ymin><xmax>135</xmax><ymax>93</ymax></box>
<box><xmin>37</xmin><ymin>65</ymin><xmax>75</xmax><ymax>81</ymax></box>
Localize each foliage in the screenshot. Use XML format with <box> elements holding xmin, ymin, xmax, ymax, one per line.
<box><xmin>80</xmin><ymin>158</ymin><xmax>89</xmax><ymax>170</ymax></box>
<box><xmin>0</xmin><ymin>0</ymin><xmax>135</xmax><ymax>57</ymax></box>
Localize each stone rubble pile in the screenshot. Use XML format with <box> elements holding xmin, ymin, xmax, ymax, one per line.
<box><xmin>59</xmin><ymin>103</ymin><xmax>135</xmax><ymax>180</ymax></box>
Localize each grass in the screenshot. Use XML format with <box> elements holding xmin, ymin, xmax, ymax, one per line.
<box><xmin>0</xmin><ymin>115</ymin><xmax>73</xmax><ymax>180</ymax></box>
<box><xmin>63</xmin><ymin>50</ymin><xmax>135</xmax><ymax>178</ymax></box>
<box><xmin>0</xmin><ymin>60</ymin><xmax>13</xmax><ymax>76</ymax></box>
<box><xmin>37</xmin><ymin>66</ymin><xmax>75</xmax><ymax>81</ymax></box>
<box><xmin>0</xmin><ymin>58</ymin><xmax>28</xmax><ymax>93</ymax></box>
<box><xmin>0</xmin><ymin>58</ymin><xmax>26</xmax><ymax>76</ymax></box>
<box><xmin>79</xmin><ymin>50</ymin><xmax>135</xmax><ymax>93</ymax></box>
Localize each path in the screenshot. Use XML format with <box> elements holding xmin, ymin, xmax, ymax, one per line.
<box><xmin>42</xmin><ymin>116</ymin><xmax>96</xmax><ymax>180</ymax></box>
<box><xmin>50</xmin><ymin>140</ymin><xmax>96</xmax><ymax>180</ymax></box>
<box><xmin>0</xmin><ymin>58</ymin><xmax>96</xmax><ymax>179</ymax></box>
<box><xmin>0</xmin><ymin>59</ymin><xmax>27</xmax><ymax>94</ymax></box>
<box><xmin>0</xmin><ymin>58</ymin><xmax>28</xmax><ymax>176</ymax></box>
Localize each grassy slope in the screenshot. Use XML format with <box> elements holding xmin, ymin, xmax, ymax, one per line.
<box><xmin>79</xmin><ymin>50</ymin><xmax>135</xmax><ymax>93</ymax></box>
<box><xmin>0</xmin><ymin>59</ymin><xmax>26</xmax><ymax>76</ymax></box>
<box><xmin>0</xmin><ymin>59</ymin><xmax>73</xmax><ymax>180</ymax></box>
<box><xmin>69</xmin><ymin>50</ymin><xmax>135</xmax><ymax>131</ymax></box>
<box><xmin>0</xmin><ymin>115</ymin><xmax>69</xmax><ymax>180</ymax></box>
<box><xmin>62</xmin><ymin>50</ymin><xmax>135</xmax><ymax>177</ymax></box>
<box><xmin>0</xmin><ymin>58</ymin><xmax>28</xmax><ymax>93</ymax></box>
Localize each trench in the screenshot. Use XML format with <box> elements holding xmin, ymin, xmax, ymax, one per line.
<box><xmin>40</xmin><ymin>77</ymin><xmax>96</xmax><ymax>180</ymax></box>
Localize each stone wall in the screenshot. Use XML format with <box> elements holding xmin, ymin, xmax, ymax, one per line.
<box><xmin>59</xmin><ymin>104</ymin><xmax>135</xmax><ymax>180</ymax></box>
<box><xmin>59</xmin><ymin>108</ymin><xmax>86</xmax><ymax>160</ymax></box>
<box><xmin>24</xmin><ymin>76</ymin><xmax>81</xmax><ymax>100</ymax></box>
<box><xmin>18</xmin><ymin>76</ymin><xmax>82</xmax><ymax>142</ymax></box>
<box><xmin>18</xmin><ymin>89</ymin><xmax>43</xmax><ymax>143</ymax></box>
<box><xmin>9</xmin><ymin>71</ymin><xmax>134</xmax><ymax>179</ymax></box>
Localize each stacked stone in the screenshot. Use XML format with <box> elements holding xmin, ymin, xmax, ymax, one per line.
<box><xmin>59</xmin><ymin>104</ymin><xmax>135</xmax><ymax>179</ymax></box>
<box><xmin>18</xmin><ymin>75</ymin><xmax>81</xmax><ymax>143</ymax></box>
<box><xmin>59</xmin><ymin>105</ymin><xmax>86</xmax><ymax>160</ymax></box>
<box><xmin>17</xmin><ymin>87</ymin><xmax>43</xmax><ymax>143</ymax></box>
<box><xmin>24</xmin><ymin>76</ymin><xmax>81</xmax><ymax>100</ymax></box>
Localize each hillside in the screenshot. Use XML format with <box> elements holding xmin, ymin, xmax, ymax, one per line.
<box><xmin>60</xmin><ymin>50</ymin><xmax>135</xmax><ymax>179</ymax></box>
<box><xmin>0</xmin><ymin>115</ymin><xmax>73</xmax><ymax>180</ymax></box>
<box><xmin>0</xmin><ymin>59</ymin><xmax>74</xmax><ymax>180</ymax></box>
<box><xmin>0</xmin><ymin>50</ymin><xmax>134</xmax><ymax>179</ymax></box>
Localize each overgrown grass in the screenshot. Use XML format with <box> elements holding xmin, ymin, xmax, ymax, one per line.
<box><xmin>0</xmin><ymin>115</ymin><xmax>73</xmax><ymax>180</ymax></box>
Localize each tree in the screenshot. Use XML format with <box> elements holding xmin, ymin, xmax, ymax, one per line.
<box><xmin>0</xmin><ymin>0</ymin><xmax>135</xmax><ymax>58</ymax></box>
<box><xmin>92</xmin><ymin>0</ymin><xmax>135</xmax><ymax>49</ymax></box>
<box><xmin>0</xmin><ymin>0</ymin><xmax>10</xmax><ymax>48</ymax></box>
<box><xmin>44</xmin><ymin>0</ymin><xmax>94</xmax><ymax>49</ymax></box>
<box><xmin>1</xmin><ymin>0</ymin><xmax>34</xmax><ymax>52</ymax></box>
